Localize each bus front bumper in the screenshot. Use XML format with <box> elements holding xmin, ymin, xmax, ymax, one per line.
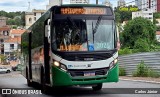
<box><xmin>51</xmin><ymin>64</ymin><xmax>119</xmax><ymax>86</ymax></box>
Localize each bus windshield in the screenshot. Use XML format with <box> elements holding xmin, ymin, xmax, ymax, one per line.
<box><xmin>52</xmin><ymin>18</ymin><xmax>115</xmax><ymax>52</ymax></box>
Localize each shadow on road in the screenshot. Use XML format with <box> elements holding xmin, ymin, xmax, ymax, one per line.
<box><xmin>31</xmin><ymin>83</ymin><xmax>107</xmax><ymax>97</ymax></box>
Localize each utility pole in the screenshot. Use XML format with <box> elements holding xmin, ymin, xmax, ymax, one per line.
<box><xmin>96</xmin><ymin>0</ymin><xmax>98</xmax><ymax>4</ymax></box>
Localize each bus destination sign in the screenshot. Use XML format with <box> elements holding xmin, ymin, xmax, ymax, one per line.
<box><xmin>61</xmin><ymin>7</ymin><xmax>107</xmax><ymax>15</ymax></box>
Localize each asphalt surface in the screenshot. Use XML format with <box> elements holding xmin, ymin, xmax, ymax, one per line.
<box><xmin>0</xmin><ymin>71</ymin><xmax>160</xmax><ymax>97</ymax></box>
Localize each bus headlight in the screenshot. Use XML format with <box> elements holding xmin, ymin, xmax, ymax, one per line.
<box><xmin>53</xmin><ymin>61</ymin><xmax>60</xmax><ymax>67</ymax></box>
<box><xmin>109</xmin><ymin>58</ymin><xmax>118</xmax><ymax>69</ymax></box>
<box><xmin>53</xmin><ymin>61</ymin><xmax>67</xmax><ymax>72</ymax></box>
<box><xmin>114</xmin><ymin>58</ymin><xmax>118</xmax><ymax>64</ymax></box>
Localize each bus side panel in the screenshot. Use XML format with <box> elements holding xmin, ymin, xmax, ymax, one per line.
<box><xmin>21</xmin><ymin>32</ymin><xmax>30</xmax><ymax>79</ymax></box>
<box><xmin>30</xmin><ymin>17</ymin><xmax>45</xmax><ymax>83</ymax></box>
<box><xmin>51</xmin><ymin>64</ymin><xmax>119</xmax><ymax>86</ymax></box>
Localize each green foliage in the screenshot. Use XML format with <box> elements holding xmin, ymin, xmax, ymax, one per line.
<box><xmin>121</xmin><ymin>17</ymin><xmax>157</xmax><ymax>49</ymax></box>
<box><xmin>153</xmin><ymin>12</ymin><xmax>160</xmax><ymax>19</ymax></box>
<box><xmin>133</xmin><ymin>61</ymin><xmax>160</xmax><ymax>78</ymax></box>
<box><xmin>148</xmin><ymin>69</ymin><xmax>160</xmax><ymax>78</ymax></box>
<box><xmin>150</xmin><ymin>44</ymin><xmax>160</xmax><ymax>52</ymax></box>
<box><xmin>118</xmin><ymin>48</ymin><xmax>132</xmax><ymax>55</ymax></box>
<box><xmin>119</xmin><ymin>67</ymin><xmax>126</xmax><ymax>76</ymax></box>
<box><xmin>0</xmin><ymin>11</ymin><xmax>25</xmax><ymax>26</ymax></box>
<box><xmin>0</xmin><ymin>54</ymin><xmax>6</xmax><ymax>64</ymax></box>
<box><xmin>0</xmin><ymin>11</ymin><xmax>22</xmax><ymax>18</ymax></box>
<box><xmin>134</xmin><ymin>39</ymin><xmax>150</xmax><ymax>52</ymax></box>
<box><xmin>115</xmin><ymin>12</ymin><xmax>121</xmax><ymax>23</ymax></box>
<box><xmin>12</xmin><ymin>25</ymin><xmax>17</xmax><ymax>29</ymax></box>
<box><xmin>153</xmin><ymin>18</ymin><xmax>159</xmax><ymax>24</ymax></box>
<box><xmin>7</xmin><ymin>19</ymin><xmax>16</xmax><ymax>25</ymax></box>
<box><xmin>156</xmin><ymin>26</ymin><xmax>160</xmax><ymax>31</ymax></box>
<box><xmin>133</xmin><ymin>61</ymin><xmax>149</xmax><ymax>77</ymax></box>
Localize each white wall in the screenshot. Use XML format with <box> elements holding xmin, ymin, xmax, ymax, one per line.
<box><xmin>4</xmin><ymin>43</ymin><xmax>18</xmax><ymax>54</ymax></box>
<box><xmin>25</xmin><ymin>13</ymin><xmax>34</xmax><ymax>29</ymax></box>
<box><xmin>46</xmin><ymin>0</ymin><xmax>62</xmax><ymax>10</ymax></box>
<box><xmin>156</xmin><ymin>35</ymin><xmax>160</xmax><ymax>42</ymax></box>
<box><xmin>132</xmin><ymin>10</ymin><xmax>153</xmax><ymax>22</ymax></box>
<box><xmin>135</xmin><ymin>0</ymin><xmax>157</xmax><ymax>12</ymax></box>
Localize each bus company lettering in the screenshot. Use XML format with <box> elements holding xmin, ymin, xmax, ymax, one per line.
<box><xmin>61</xmin><ymin>8</ymin><xmax>106</xmax><ymax>14</ymax></box>
<box><xmin>68</xmin><ymin>64</ymin><xmax>86</xmax><ymax>68</ymax></box>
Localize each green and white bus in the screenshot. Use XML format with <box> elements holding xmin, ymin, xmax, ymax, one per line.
<box><xmin>21</xmin><ymin>4</ymin><xmax>119</xmax><ymax>91</ymax></box>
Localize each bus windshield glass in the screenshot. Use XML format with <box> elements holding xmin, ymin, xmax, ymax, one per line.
<box><xmin>52</xmin><ymin>18</ymin><xmax>115</xmax><ymax>52</ymax></box>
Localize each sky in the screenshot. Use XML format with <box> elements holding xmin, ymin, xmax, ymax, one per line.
<box><xmin>0</xmin><ymin>0</ymin><xmax>135</xmax><ymax>12</ymax></box>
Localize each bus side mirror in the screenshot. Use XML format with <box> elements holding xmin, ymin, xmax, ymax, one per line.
<box><xmin>45</xmin><ymin>19</ymin><xmax>51</xmax><ymax>43</ymax></box>
<box><xmin>117</xmin><ymin>41</ymin><xmax>120</xmax><ymax>50</ymax></box>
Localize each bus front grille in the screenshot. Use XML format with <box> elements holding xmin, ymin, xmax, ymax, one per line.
<box><xmin>68</xmin><ymin>68</ymin><xmax>109</xmax><ymax>77</ymax></box>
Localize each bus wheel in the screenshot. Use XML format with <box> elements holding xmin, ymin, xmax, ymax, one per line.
<box><xmin>27</xmin><ymin>79</ymin><xmax>32</xmax><ymax>86</ymax></box>
<box><xmin>92</xmin><ymin>83</ymin><xmax>103</xmax><ymax>91</ymax></box>
<box><xmin>41</xmin><ymin>68</ymin><xmax>48</xmax><ymax>93</ymax></box>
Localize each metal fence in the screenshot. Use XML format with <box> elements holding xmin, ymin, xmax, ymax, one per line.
<box><xmin>118</xmin><ymin>52</ymin><xmax>160</xmax><ymax>76</ymax></box>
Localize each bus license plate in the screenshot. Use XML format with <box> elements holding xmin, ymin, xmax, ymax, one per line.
<box><xmin>84</xmin><ymin>72</ymin><xmax>95</xmax><ymax>76</ymax></box>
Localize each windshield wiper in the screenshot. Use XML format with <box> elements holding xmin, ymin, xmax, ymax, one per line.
<box><xmin>92</xmin><ymin>16</ymin><xmax>102</xmax><ymax>44</ymax></box>
<box><xmin>67</xmin><ymin>16</ymin><xmax>79</xmax><ymax>44</ymax></box>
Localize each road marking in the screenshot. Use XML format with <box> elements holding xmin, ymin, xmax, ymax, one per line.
<box><xmin>119</xmin><ymin>78</ymin><xmax>160</xmax><ymax>84</ymax></box>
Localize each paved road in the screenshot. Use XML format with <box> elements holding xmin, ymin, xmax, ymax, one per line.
<box><xmin>0</xmin><ymin>72</ymin><xmax>160</xmax><ymax>97</ymax></box>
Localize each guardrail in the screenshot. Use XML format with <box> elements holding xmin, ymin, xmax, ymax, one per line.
<box><xmin>118</xmin><ymin>52</ymin><xmax>160</xmax><ymax>76</ymax></box>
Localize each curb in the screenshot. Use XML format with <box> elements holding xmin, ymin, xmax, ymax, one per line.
<box><xmin>119</xmin><ymin>78</ymin><xmax>160</xmax><ymax>84</ymax></box>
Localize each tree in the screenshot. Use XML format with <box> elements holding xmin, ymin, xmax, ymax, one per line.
<box><xmin>0</xmin><ymin>10</ymin><xmax>25</xmax><ymax>27</ymax></box>
<box><xmin>121</xmin><ymin>17</ymin><xmax>156</xmax><ymax>50</ymax></box>
<box><xmin>6</xmin><ymin>19</ymin><xmax>16</xmax><ymax>25</ymax></box>
<box><xmin>153</xmin><ymin>12</ymin><xmax>160</xmax><ymax>19</ymax></box>
<box><xmin>115</xmin><ymin>12</ymin><xmax>121</xmax><ymax>23</ymax></box>
<box><xmin>14</xmin><ymin>17</ymin><xmax>22</xmax><ymax>26</ymax></box>
<box><xmin>156</xmin><ymin>26</ymin><xmax>160</xmax><ymax>31</ymax></box>
<box><xmin>21</xmin><ymin>12</ymin><xmax>25</xmax><ymax>26</ymax></box>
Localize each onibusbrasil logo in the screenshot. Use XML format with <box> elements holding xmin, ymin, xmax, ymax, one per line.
<box><xmin>1</xmin><ymin>89</ymin><xmax>42</xmax><ymax>94</ymax></box>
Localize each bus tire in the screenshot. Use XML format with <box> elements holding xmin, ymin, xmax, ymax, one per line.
<box><xmin>26</xmin><ymin>67</ymin><xmax>32</xmax><ymax>87</ymax></box>
<box><xmin>92</xmin><ymin>83</ymin><xmax>103</xmax><ymax>91</ymax></box>
<box><xmin>41</xmin><ymin>67</ymin><xmax>48</xmax><ymax>93</ymax></box>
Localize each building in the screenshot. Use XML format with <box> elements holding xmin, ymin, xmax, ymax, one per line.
<box><xmin>0</xmin><ymin>17</ymin><xmax>7</xmax><ymax>27</ymax></box>
<box><xmin>117</xmin><ymin>0</ymin><xmax>126</xmax><ymax>7</ymax></box>
<box><xmin>102</xmin><ymin>0</ymin><xmax>113</xmax><ymax>7</ymax></box>
<box><xmin>3</xmin><ymin>29</ymin><xmax>25</xmax><ymax>55</ymax></box>
<box><xmin>0</xmin><ymin>26</ymin><xmax>11</xmax><ymax>54</ymax></box>
<box><xmin>158</xmin><ymin>0</ymin><xmax>160</xmax><ymax>12</ymax></box>
<box><xmin>70</xmin><ymin>0</ymin><xmax>89</xmax><ymax>4</ymax></box>
<box><xmin>156</xmin><ymin>31</ymin><xmax>160</xmax><ymax>42</ymax></box>
<box><xmin>135</xmin><ymin>0</ymin><xmax>160</xmax><ymax>12</ymax></box>
<box><xmin>25</xmin><ymin>9</ymin><xmax>46</xmax><ymax>29</ymax></box>
<box><xmin>132</xmin><ymin>9</ymin><xmax>153</xmax><ymax>22</ymax></box>
<box><xmin>46</xmin><ymin>0</ymin><xmax>62</xmax><ymax>10</ymax></box>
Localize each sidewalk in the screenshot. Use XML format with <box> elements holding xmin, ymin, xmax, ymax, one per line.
<box><xmin>120</xmin><ymin>76</ymin><xmax>160</xmax><ymax>84</ymax></box>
